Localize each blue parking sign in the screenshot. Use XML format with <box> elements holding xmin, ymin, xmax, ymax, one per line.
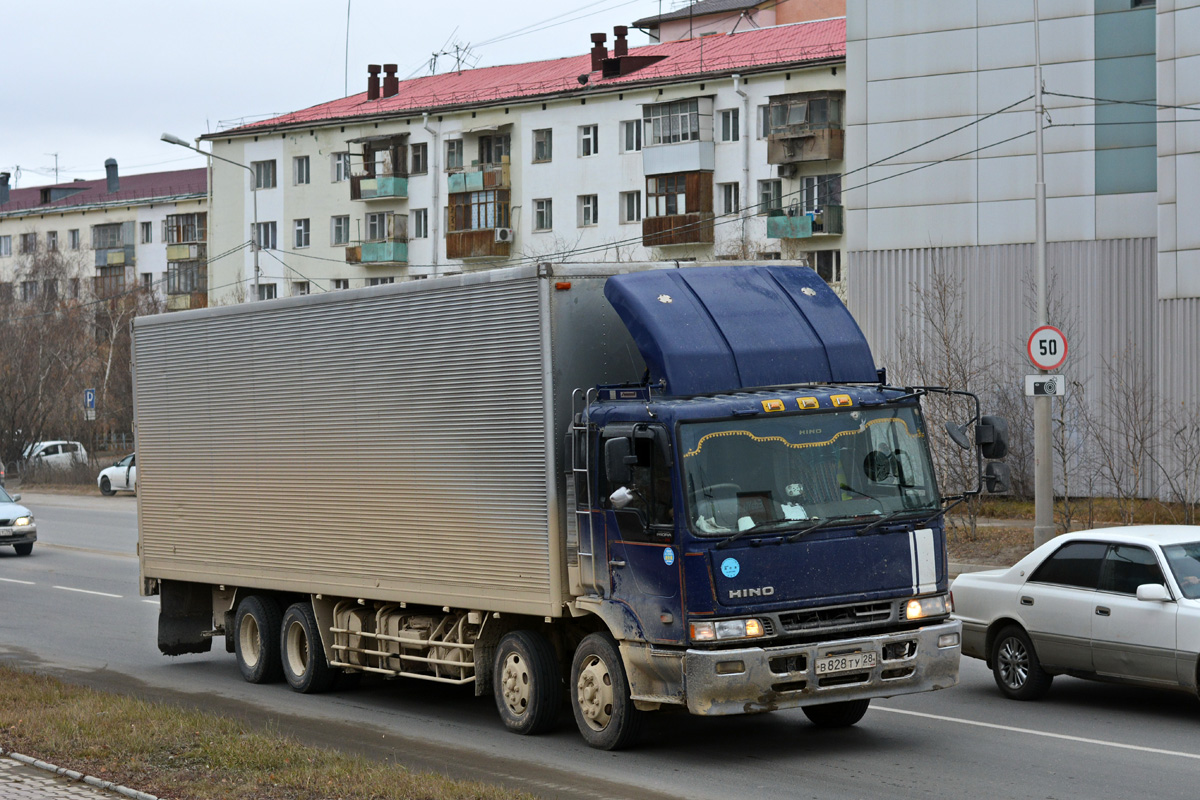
<box><xmin>84</xmin><ymin>389</ymin><xmax>96</xmax><ymax>410</ymax></box>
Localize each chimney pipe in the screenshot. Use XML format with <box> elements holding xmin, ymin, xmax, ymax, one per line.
<box><xmin>367</xmin><ymin>64</ymin><xmax>381</xmax><ymax>100</ymax></box>
<box><xmin>104</xmin><ymin>159</ymin><xmax>119</xmax><ymax>193</ymax></box>
<box><xmin>590</xmin><ymin>32</ymin><xmax>607</xmax><ymax>72</ymax></box>
<box><xmin>0</xmin><ymin>172</ymin><xmax>9</xmax><ymax>205</ymax></box>
<box><xmin>383</xmin><ymin>64</ymin><xmax>399</xmax><ymax>98</ymax></box>
<box><xmin>614</xmin><ymin>26</ymin><xmax>628</xmax><ymax>57</ymax></box>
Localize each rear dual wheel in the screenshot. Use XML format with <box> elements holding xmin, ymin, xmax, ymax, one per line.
<box><xmin>234</xmin><ymin>595</ymin><xmax>284</xmax><ymax>683</ymax></box>
<box><xmin>281</xmin><ymin>602</ymin><xmax>336</xmax><ymax>693</ymax></box>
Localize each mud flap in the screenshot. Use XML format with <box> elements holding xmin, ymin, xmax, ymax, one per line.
<box><xmin>157</xmin><ymin>580</ymin><xmax>213</xmax><ymax>656</ymax></box>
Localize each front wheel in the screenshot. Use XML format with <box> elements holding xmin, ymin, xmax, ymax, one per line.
<box><xmin>802</xmin><ymin>699</ymin><xmax>870</xmax><ymax>728</ymax></box>
<box><xmin>99</xmin><ymin>477</ymin><xmax>115</xmax><ymax>496</ymax></box>
<box><xmin>281</xmin><ymin>602</ymin><xmax>335</xmax><ymax>693</ymax></box>
<box><xmin>13</xmin><ymin>542</ymin><xmax>33</xmax><ymax>556</ymax></box>
<box><xmin>992</xmin><ymin>625</ymin><xmax>1053</xmax><ymax>700</ymax></box>
<box><xmin>570</xmin><ymin>632</ymin><xmax>644</xmax><ymax>750</ymax></box>
<box><xmin>493</xmin><ymin>630</ymin><xmax>562</xmax><ymax>735</ymax></box>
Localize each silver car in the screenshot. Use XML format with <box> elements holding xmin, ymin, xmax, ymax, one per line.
<box><xmin>0</xmin><ymin>486</ymin><xmax>36</xmax><ymax>556</ymax></box>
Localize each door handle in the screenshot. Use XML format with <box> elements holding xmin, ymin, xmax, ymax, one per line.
<box><xmin>608</xmin><ymin>560</ymin><xmax>626</xmax><ymax>567</ymax></box>
<box><xmin>1020</xmin><ymin>596</ymin><xmax>1034</xmax><ymax>606</ymax></box>
<box><xmin>1096</xmin><ymin>606</ymin><xmax>1110</xmax><ymax>616</ymax></box>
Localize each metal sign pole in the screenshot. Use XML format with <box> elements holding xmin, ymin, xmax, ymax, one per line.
<box><xmin>1033</xmin><ymin>0</ymin><xmax>1054</xmax><ymax>548</ymax></box>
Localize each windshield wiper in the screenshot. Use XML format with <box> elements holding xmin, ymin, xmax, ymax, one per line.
<box><xmin>782</xmin><ymin>514</ymin><xmax>861</xmax><ymax>543</ymax></box>
<box><xmin>857</xmin><ymin>509</ymin><xmax>930</xmax><ymax>536</ymax></box>
<box><xmin>839</xmin><ymin>484</ymin><xmax>880</xmax><ymax>501</ymax></box>
<box><xmin>715</xmin><ymin>514</ymin><xmax>814</xmax><ymax>549</ymax></box>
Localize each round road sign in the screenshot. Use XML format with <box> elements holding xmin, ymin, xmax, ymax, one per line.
<box><xmin>1027</xmin><ymin>325</ymin><xmax>1067</xmax><ymax>371</ymax></box>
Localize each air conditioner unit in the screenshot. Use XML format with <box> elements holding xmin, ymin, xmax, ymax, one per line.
<box><xmin>495</xmin><ymin>228</ymin><xmax>514</xmax><ymax>243</ymax></box>
<box><xmin>776</xmin><ymin>164</ymin><xmax>798</xmax><ymax>179</ymax></box>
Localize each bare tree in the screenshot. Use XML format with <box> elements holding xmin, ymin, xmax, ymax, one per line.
<box><xmin>1151</xmin><ymin>401</ymin><xmax>1200</xmax><ymax>524</ymax></box>
<box><xmin>1090</xmin><ymin>338</ymin><xmax>1158</xmax><ymax>525</ymax></box>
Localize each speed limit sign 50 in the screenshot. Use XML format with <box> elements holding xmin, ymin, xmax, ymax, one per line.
<box><xmin>1027</xmin><ymin>325</ymin><xmax>1068</xmax><ymax>371</ymax></box>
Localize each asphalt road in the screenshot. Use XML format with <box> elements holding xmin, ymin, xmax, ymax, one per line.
<box><xmin>1</xmin><ymin>491</ymin><xmax>1198</xmax><ymax>799</ymax></box>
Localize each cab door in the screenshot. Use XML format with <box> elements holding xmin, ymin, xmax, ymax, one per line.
<box><xmin>1092</xmin><ymin>544</ymin><xmax>1178</xmax><ymax>684</ymax></box>
<box><xmin>1019</xmin><ymin>541</ymin><xmax>1106</xmax><ymax>672</ymax></box>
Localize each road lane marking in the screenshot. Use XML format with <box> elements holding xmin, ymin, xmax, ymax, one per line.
<box><xmin>0</xmin><ymin>577</ymin><xmax>35</xmax><ymax>585</ymax></box>
<box><xmin>52</xmin><ymin>586</ymin><xmax>122</xmax><ymax>599</ymax></box>
<box><xmin>142</xmin><ymin>599</ymin><xmax>159</xmax><ymax>605</ymax></box>
<box><xmin>875</xmin><ymin>706</ymin><xmax>1200</xmax><ymax>761</ymax></box>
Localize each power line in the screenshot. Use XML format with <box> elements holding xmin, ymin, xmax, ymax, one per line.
<box><xmin>1043</xmin><ymin>90</ymin><xmax>1200</xmax><ymax>113</ymax></box>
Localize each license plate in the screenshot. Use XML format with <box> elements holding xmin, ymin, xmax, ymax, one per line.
<box><xmin>814</xmin><ymin>651</ymin><xmax>877</xmax><ymax>675</ymax></box>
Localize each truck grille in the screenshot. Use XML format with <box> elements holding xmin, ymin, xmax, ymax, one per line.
<box><xmin>777</xmin><ymin>601</ymin><xmax>893</xmax><ymax>634</ymax></box>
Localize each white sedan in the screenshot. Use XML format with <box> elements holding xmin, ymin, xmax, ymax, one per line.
<box><xmin>97</xmin><ymin>453</ymin><xmax>136</xmax><ymax>496</ymax></box>
<box><xmin>951</xmin><ymin>526</ymin><xmax>1200</xmax><ymax>700</ymax></box>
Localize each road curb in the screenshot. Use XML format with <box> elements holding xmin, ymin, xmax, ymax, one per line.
<box><xmin>4</xmin><ymin>751</ymin><xmax>159</xmax><ymax>800</ymax></box>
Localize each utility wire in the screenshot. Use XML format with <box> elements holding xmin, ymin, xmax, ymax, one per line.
<box><xmin>1043</xmin><ymin>90</ymin><xmax>1200</xmax><ymax>113</ymax></box>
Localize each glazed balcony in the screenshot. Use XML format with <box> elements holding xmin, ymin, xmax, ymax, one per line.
<box><xmin>766</xmin><ymin>205</ymin><xmax>844</xmax><ymax>239</ymax></box>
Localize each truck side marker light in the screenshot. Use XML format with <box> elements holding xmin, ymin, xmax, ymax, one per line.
<box><xmin>798</xmin><ymin>397</ymin><xmax>819</xmax><ymax>409</ymax></box>
<box><xmin>832</xmin><ymin>394</ymin><xmax>853</xmax><ymax>407</ymax></box>
<box><xmin>555</xmin><ymin>282</ymin><xmax>572</xmax><ymax>290</ymax></box>
<box><xmin>762</xmin><ymin>399</ymin><xmax>786</xmax><ymax>412</ymax></box>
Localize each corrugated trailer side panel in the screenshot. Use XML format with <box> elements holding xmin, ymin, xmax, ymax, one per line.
<box><xmin>136</xmin><ymin>271</ymin><xmax>561</xmax><ymax>616</ymax></box>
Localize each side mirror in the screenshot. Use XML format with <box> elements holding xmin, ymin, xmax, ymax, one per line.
<box><xmin>945</xmin><ymin>421</ymin><xmax>972</xmax><ymax>450</ymax></box>
<box><xmin>604</xmin><ymin>437</ymin><xmax>633</xmax><ymax>485</ymax></box>
<box><xmin>609</xmin><ymin>486</ymin><xmax>635</xmax><ymax>509</ymax></box>
<box><xmin>1136</xmin><ymin>583</ymin><xmax>1171</xmax><ymax>602</ymax></box>
<box><xmin>977</xmin><ymin>415</ymin><xmax>1009</xmax><ymax>460</ymax></box>
<box><xmin>984</xmin><ymin>461</ymin><xmax>1010</xmax><ymax>494</ymax></box>
<box><xmin>11</xmin><ymin>494</ymin><xmax>20</xmax><ymax>502</ymax></box>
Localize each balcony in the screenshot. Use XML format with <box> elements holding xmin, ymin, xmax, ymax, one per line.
<box><xmin>346</xmin><ymin>239</ymin><xmax>408</xmax><ymax>265</ymax></box>
<box><xmin>642</xmin><ymin>213</ymin><xmax>715</xmax><ymax>247</ymax></box>
<box><xmin>445</xmin><ymin>230</ymin><xmax>511</xmax><ymax>260</ymax></box>
<box><xmin>351</xmin><ymin>172</ymin><xmax>408</xmax><ymax>201</ymax></box>
<box><xmin>766</xmin><ymin>205</ymin><xmax>844</xmax><ymax>239</ymax></box>
<box><xmin>767</xmin><ymin>91</ymin><xmax>845</xmax><ymax>164</ymax></box>
<box><xmin>167</xmin><ymin>243</ymin><xmax>207</xmax><ymax>262</ymax></box>
<box><xmin>447</xmin><ymin>162</ymin><xmax>509</xmax><ymax>193</ymax></box>
<box><xmin>94</xmin><ymin>245</ymin><xmax>134</xmax><ymax>267</ymax></box>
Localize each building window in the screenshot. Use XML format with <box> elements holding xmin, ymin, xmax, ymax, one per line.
<box><xmin>294</xmin><ymin>218</ymin><xmax>310</xmax><ymax>248</ymax></box>
<box><xmin>0</xmin><ymin>283</ymin><xmax>11</xmax><ymax>302</ymax></box>
<box><xmin>802</xmin><ymin>174</ymin><xmax>842</xmax><ymax>212</ymax></box>
<box><xmin>167</xmin><ymin>261</ymin><xmax>204</xmax><ymax>295</ymax></box>
<box><xmin>164</xmin><ymin>213</ymin><xmax>206</xmax><ymax>244</ymax></box>
<box><xmin>643</xmin><ymin>99</ymin><xmax>700</xmax><ymax>145</ymax></box>
<box><xmin>331</xmin><ymin>215</ymin><xmax>350</xmax><ymax>245</ymax></box>
<box><xmin>292</xmin><ymin>281</ymin><xmax>310</xmax><ymax>296</ymax></box>
<box><xmin>768</xmin><ymin>92</ymin><xmax>843</xmax><ymax>137</ymax></box>
<box><xmin>448</xmin><ymin>190</ymin><xmax>510</xmax><ymax>231</ymax></box>
<box><xmin>533</xmin><ymin>129</ymin><xmax>553</xmax><ymax>163</ymax></box>
<box><xmin>69</xmin><ymin>278</ymin><xmax>80</xmax><ymax>298</ymax></box>
<box><xmin>294</xmin><ymin>156</ymin><xmax>310</xmax><ymax>185</ymax></box>
<box><xmin>478</xmin><ymin>134</ymin><xmax>510</xmax><ymax>165</ymax></box>
<box><xmin>368</xmin><ymin>276</ymin><xmax>395</xmax><ymax>286</ymax></box>
<box><xmin>578</xmin><ymin>194</ymin><xmax>598</xmax><ymax>227</ymax></box>
<box><xmin>332</xmin><ymin>278</ymin><xmax>350</xmax><ymax>290</ymax></box>
<box><xmin>254</xmin><ymin>221</ymin><xmax>277</xmax><ymax>250</ymax></box>
<box><xmin>412</xmin><ymin>208</ymin><xmax>428</xmax><ymax>238</ymax></box>
<box><xmin>758</xmin><ymin>179</ymin><xmax>782</xmax><ymax>213</ymax></box>
<box><xmin>92</xmin><ymin>223</ymin><xmax>124</xmax><ymax>249</ymax></box>
<box><xmin>68</xmin><ymin>229</ymin><xmax>80</xmax><ymax>250</ymax></box>
<box><xmin>42</xmin><ymin>279</ymin><xmax>58</xmax><ymax>300</ymax></box>
<box><xmin>535</xmin><ymin>199</ymin><xmax>553</xmax><ymax>231</ymax></box>
<box><xmin>620</xmin><ymin>191</ymin><xmax>641</xmax><ymax>223</ymax></box>
<box><xmin>621</xmin><ymin>120</ymin><xmax>642</xmax><ymax>153</ymax></box>
<box><xmin>47</xmin><ymin>231</ymin><xmax>59</xmax><ymax>251</ymax></box>
<box><xmin>253</xmin><ymin>160</ymin><xmax>277</xmax><ymax>189</ymax></box>
<box><xmin>20</xmin><ymin>280</ymin><xmax>39</xmax><ymax>301</ymax></box>
<box><xmin>411</xmin><ymin>143</ymin><xmax>428</xmax><ymax>174</ymax></box>
<box><xmin>333</xmin><ymin>152</ymin><xmax>351</xmax><ymax>182</ymax></box>
<box><xmin>719</xmin><ymin>108</ymin><xmax>740</xmax><ymax>142</ymax></box>
<box><xmin>19</xmin><ymin>233</ymin><xmax>37</xmax><ymax>254</ymax></box>
<box><xmin>647</xmin><ymin>174</ymin><xmax>687</xmax><ymax>217</ymax></box>
<box><xmin>720</xmin><ymin>182</ymin><xmax>740</xmax><ymax>215</ymax></box>
<box><xmin>0</xmin><ymin>235</ymin><xmax>10</xmax><ymax>257</ymax></box>
<box><xmin>366</xmin><ymin>212</ymin><xmax>389</xmax><ymax>241</ymax></box>
<box><xmin>580</xmin><ymin>125</ymin><xmax>599</xmax><ymax>157</ymax></box>
<box><xmin>807</xmin><ymin>250</ymin><xmax>842</xmax><ymax>283</ymax></box>
<box><xmin>140</xmin><ymin>222</ymin><xmax>152</xmax><ymax>244</ymax></box>
<box><xmin>141</xmin><ymin>272</ymin><xmax>153</xmax><ymax>291</ymax></box>
<box><xmin>257</xmin><ymin>283</ymin><xmax>277</xmax><ymax>301</ymax></box>
<box><xmin>446</xmin><ymin>140</ymin><xmax>464</xmax><ymax>170</ymax></box>
<box><xmin>758</xmin><ymin>105</ymin><xmax>770</xmax><ymax>138</ymax></box>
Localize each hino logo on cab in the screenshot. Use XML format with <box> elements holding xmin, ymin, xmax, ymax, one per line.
<box><xmin>729</xmin><ymin>586</ymin><xmax>775</xmax><ymax>599</ymax></box>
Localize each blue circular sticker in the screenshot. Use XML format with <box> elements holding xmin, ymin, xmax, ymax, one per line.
<box><xmin>663</xmin><ymin>547</ymin><xmax>675</xmax><ymax>566</ymax></box>
<box><xmin>720</xmin><ymin>557</ymin><xmax>740</xmax><ymax>578</ymax></box>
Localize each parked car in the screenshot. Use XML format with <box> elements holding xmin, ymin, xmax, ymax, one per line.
<box><xmin>24</xmin><ymin>440</ymin><xmax>88</xmax><ymax>470</ymax></box>
<box><xmin>951</xmin><ymin>526</ymin><xmax>1200</xmax><ymax>701</ymax></box>
<box><xmin>98</xmin><ymin>453</ymin><xmax>136</xmax><ymax>496</ymax></box>
<box><xmin>0</xmin><ymin>485</ymin><xmax>36</xmax><ymax>555</ymax></box>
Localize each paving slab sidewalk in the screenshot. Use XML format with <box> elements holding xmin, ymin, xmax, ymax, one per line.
<box><xmin>1</xmin><ymin>755</ymin><xmax>157</xmax><ymax>800</ymax></box>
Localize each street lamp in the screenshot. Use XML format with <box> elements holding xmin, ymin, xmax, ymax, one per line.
<box><xmin>160</xmin><ymin>132</ymin><xmax>260</xmax><ymax>300</ymax></box>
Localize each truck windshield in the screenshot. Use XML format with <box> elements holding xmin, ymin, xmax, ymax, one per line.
<box><xmin>680</xmin><ymin>405</ymin><xmax>940</xmax><ymax>537</ymax></box>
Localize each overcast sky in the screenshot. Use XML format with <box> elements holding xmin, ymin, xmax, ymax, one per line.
<box><xmin>3</xmin><ymin>0</ymin><xmax>672</xmax><ymax>188</ymax></box>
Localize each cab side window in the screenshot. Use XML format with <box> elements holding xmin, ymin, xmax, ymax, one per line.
<box><xmin>1029</xmin><ymin>541</ymin><xmax>1106</xmax><ymax>589</ymax></box>
<box><xmin>1100</xmin><ymin>544</ymin><xmax>1164</xmax><ymax>595</ymax></box>
<box><xmin>601</xmin><ymin>427</ymin><xmax>673</xmax><ymax>526</ymax></box>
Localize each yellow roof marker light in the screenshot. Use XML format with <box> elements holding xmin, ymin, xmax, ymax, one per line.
<box><xmin>797</xmin><ymin>396</ymin><xmax>819</xmax><ymax>409</ymax></box>
<box><xmin>831</xmin><ymin>394</ymin><xmax>853</xmax><ymax>407</ymax></box>
<box><xmin>761</xmin><ymin>399</ymin><xmax>786</xmax><ymax>412</ymax></box>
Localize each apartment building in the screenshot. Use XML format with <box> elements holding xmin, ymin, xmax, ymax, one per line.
<box><xmin>0</xmin><ymin>162</ymin><xmax>207</xmax><ymax>308</ymax></box>
<box><xmin>202</xmin><ymin>18</ymin><xmax>848</xmax><ymax>304</ymax></box>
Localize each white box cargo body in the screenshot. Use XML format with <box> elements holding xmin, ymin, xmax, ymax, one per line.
<box><xmin>134</xmin><ymin>264</ymin><xmax>643</xmax><ymax>617</ymax></box>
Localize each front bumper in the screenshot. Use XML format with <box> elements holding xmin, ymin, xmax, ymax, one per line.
<box><xmin>0</xmin><ymin>524</ymin><xmax>36</xmax><ymax>547</ymax></box>
<box><xmin>683</xmin><ymin>619</ymin><xmax>961</xmax><ymax>715</ymax></box>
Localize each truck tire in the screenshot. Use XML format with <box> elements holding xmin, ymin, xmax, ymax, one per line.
<box><xmin>802</xmin><ymin>699</ymin><xmax>870</xmax><ymax>728</ymax></box>
<box><xmin>570</xmin><ymin>632</ymin><xmax>644</xmax><ymax>750</ymax></box>
<box><xmin>493</xmin><ymin>630</ymin><xmax>562</xmax><ymax>735</ymax></box>
<box><xmin>281</xmin><ymin>602</ymin><xmax>336</xmax><ymax>694</ymax></box>
<box><xmin>234</xmin><ymin>595</ymin><xmax>284</xmax><ymax>684</ymax></box>
<box><xmin>13</xmin><ymin>542</ymin><xmax>33</xmax><ymax>556</ymax></box>
<box><xmin>991</xmin><ymin>625</ymin><xmax>1053</xmax><ymax>700</ymax></box>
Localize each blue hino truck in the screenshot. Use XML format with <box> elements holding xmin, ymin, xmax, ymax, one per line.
<box><xmin>136</xmin><ymin>262</ymin><xmax>1009</xmax><ymax>750</ymax></box>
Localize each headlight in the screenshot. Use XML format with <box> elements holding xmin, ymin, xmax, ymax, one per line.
<box><xmin>904</xmin><ymin>595</ymin><xmax>949</xmax><ymax>620</ymax></box>
<box><xmin>14</xmin><ymin>516</ymin><xmax>33</xmax><ymax>527</ymax></box>
<box><xmin>690</xmin><ymin>618</ymin><xmax>765</xmax><ymax>641</ymax></box>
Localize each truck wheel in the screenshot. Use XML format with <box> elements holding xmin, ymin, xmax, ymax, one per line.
<box><xmin>570</xmin><ymin>632</ymin><xmax>644</xmax><ymax>750</ymax></box>
<box><xmin>802</xmin><ymin>699</ymin><xmax>870</xmax><ymax>728</ymax></box>
<box><xmin>99</xmin><ymin>477</ymin><xmax>115</xmax><ymax>496</ymax></box>
<box><xmin>992</xmin><ymin>625</ymin><xmax>1053</xmax><ymax>700</ymax></box>
<box><xmin>492</xmin><ymin>630</ymin><xmax>562</xmax><ymax>735</ymax></box>
<box><xmin>281</xmin><ymin>602</ymin><xmax>335</xmax><ymax>693</ymax></box>
<box><xmin>13</xmin><ymin>543</ymin><xmax>33</xmax><ymax>556</ymax></box>
<box><xmin>234</xmin><ymin>595</ymin><xmax>284</xmax><ymax>684</ymax></box>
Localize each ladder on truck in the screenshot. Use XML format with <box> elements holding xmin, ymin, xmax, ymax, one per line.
<box><xmin>570</xmin><ymin>387</ymin><xmax>605</xmax><ymax>597</ymax></box>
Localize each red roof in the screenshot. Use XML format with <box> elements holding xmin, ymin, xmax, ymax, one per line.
<box><xmin>225</xmin><ymin>19</ymin><xmax>845</xmax><ymax>133</ymax></box>
<box><xmin>0</xmin><ymin>168</ymin><xmax>207</xmax><ymax>215</ymax></box>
